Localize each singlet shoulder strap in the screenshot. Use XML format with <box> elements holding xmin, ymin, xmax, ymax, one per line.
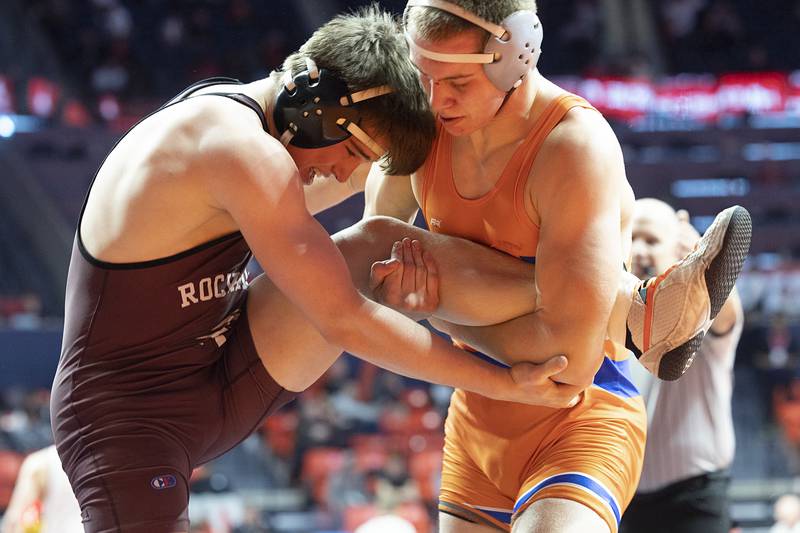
<box><xmin>515</xmin><ymin>93</ymin><xmax>597</xmax><ymax>178</ymax></box>
<box><xmin>200</xmin><ymin>93</ymin><xmax>269</xmax><ymax>132</ymax></box>
<box><xmin>161</xmin><ymin>77</ymin><xmax>269</xmax><ymax>133</ymax></box>
<box><xmin>162</xmin><ymin>77</ymin><xmax>243</xmax><ymax>106</ymax></box>
<box><xmin>420</xmin><ymin>122</ymin><xmax>450</xmax><ymax>217</ymax></box>
<box><xmin>510</xmin><ymin>93</ymin><xmax>598</xmax><ymax>228</ymax></box>
<box><xmin>77</xmin><ymin>77</ymin><xmax>268</xmax><ymax>244</ymax></box>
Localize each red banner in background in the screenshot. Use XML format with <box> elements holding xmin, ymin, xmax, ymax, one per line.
<box><xmin>2</xmin><ymin>71</ymin><xmax>799</xmax><ymax>125</ymax></box>
<box><xmin>716</xmin><ymin>72</ymin><xmax>788</xmax><ymax>115</ymax></box>
<box><xmin>555</xmin><ymin>71</ymin><xmax>800</xmax><ymax>123</ymax></box>
<box><xmin>655</xmin><ymin>76</ymin><xmax>718</xmax><ymax>121</ymax></box>
<box><xmin>787</xmin><ymin>71</ymin><xmax>800</xmax><ymax>115</ymax></box>
<box><xmin>0</xmin><ymin>76</ymin><xmax>14</xmax><ymax>114</ymax></box>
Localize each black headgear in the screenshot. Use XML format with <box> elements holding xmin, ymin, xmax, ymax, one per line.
<box><xmin>272</xmin><ymin>59</ymin><xmax>393</xmax><ymax>156</ymax></box>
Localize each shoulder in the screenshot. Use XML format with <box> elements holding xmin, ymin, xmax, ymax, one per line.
<box><xmin>194</xmin><ymin>101</ymin><xmax>297</xmax><ymax>190</ymax></box>
<box><xmin>533</xmin><ymin>104</ymin><xmax>624</xmax><ymax>199</ymax></box>
<box><xmin>541</xmin><ymin>103</ymin><xmax>622</xmax><ymax>171</ymax></box>
<box><xmin>526</xmin><ymin>96</ymin><xmax>631</xmax><ymax>227</ymax></box>
<box><xmin>169</xmin><ymin>99</ymin><xmax>302</xmax><ymax>218</ymax></box>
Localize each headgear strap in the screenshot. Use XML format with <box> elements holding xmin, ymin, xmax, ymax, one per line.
<box><xmin>404</xmin><ymin>36</ymin><xmax>496</xmax><ymax>64</ymax></box>
<box><xmin>336</xmin><ymin>118</ymin><xmax>386</xmax><ymax>159</ymax></box>
<box><xmin>407</xmin><ymin>0</ymin><xmax>507</xmax><ymax>39</ymax></box>
<box><xmin>273</xmin><ymin>60</ymin><xmax>394</xmax><ymax>159</ymax></box>
<box><xmin>403</xmin><ymin>0</ymin><xmax>543</xmax><ymax>92</ymax></box>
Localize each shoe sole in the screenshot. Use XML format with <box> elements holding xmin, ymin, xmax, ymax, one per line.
<box><xmin>656</xmin><ymin>206</ymin><xmax>752</xmax><ymax>380</ymax></box>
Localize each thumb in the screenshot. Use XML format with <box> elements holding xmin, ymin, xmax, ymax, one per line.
<box><xmin>369</xmin><ymin>259</ymin><xmax>400</xmax><ymax>289</ymax></box>
<box><xmin>510</xmin><ymin>356</ymin><xmax>567</xmax><ymax>384</ymax></box>
<box><xmin>537</xmin><ymin>355</ymin><xmax>569</xmax><ymax>378</ymax></box>
<box><xmin>676</xmin><ymin>209</ymin><xmax>690</xmax><ymax>223</ymax></box>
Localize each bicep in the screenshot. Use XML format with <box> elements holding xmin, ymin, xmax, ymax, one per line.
<box><xmin>363</xmin><ymin>163</ymin><xmax>419</xmax><ymax>223</ymax></box>
<box><xmin>536</xmin><ymin>191</ymin><xmax>621</xmax><ymax>313</ymax></box>
<box><xmin>534</xmin><ymin>131</ymin><xmax>625</xmax><ymax>349</ymax></box>
<box><xmin>207</xmin><ymin>143</ymin><xmax>365</xmax><ymax>334</ymax></box>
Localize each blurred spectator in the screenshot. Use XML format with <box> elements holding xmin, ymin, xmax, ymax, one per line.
<box><xmin>0</xmin><ymin>390</ymin><xmax>53</xmax><ymax>453</ymax></box>
<box><xmin>0</xmin><ymin>445</ymin><xmax>82</xmax><ymax>533</ymax></box>
<box><xmin>661</xmin><ymin>0</ymin><xmax>708</xmax><ymax>40</ymax></box>
<box><xmin>764</xmin><ymin>314</ymin><xmax>797</xmax><ymax>370</ymax></box>
<box><xmin>621</xmin><ymin>200</ymin><xmax>743</xmax><ymax>533</ymax></box>
<box><xmin>290</xmin><ymin>392</ymin><xmax>342</xmax><ymax>481</ymax></box>
<box><xmin>326</xmin><ymin>452</ymin><xmax>369</xmax><ymax>512</ymax></box>
<box><xmin>232</xmin><ymin>505</ymin><xmax>270</xmax><ymax>533</ymax></box>
<box><xmin>772</xmin><ymin>493</ymin><xmax>800</xmax><ymax>533</ymax></box>
<box><xmin>1</xmin><ymin>294</ymin><xmax>43</xmax><ymax>330</ymax></box>
<box><xmin>329</xmin><ymin>380</ymin><xmax>382</xmax><ymax>434</ymax></box>
<box><xmin>772</xmin><ymin>379</ymin><xmax>800</xmax><ymax>473</ymax></box>
<box><xmin>687</xmin><ymin>0</ymin><xmax>745</xmax><ymax>72</ymax></box>
<box><xmin>355</xmin><ymin>514</ymin><xmax>416</xmax><ymax>533</ymax></box>
<box><xmin>373</xmin><ymin>452</ymin><xmax>420</xmax><ymax>511</ymax></box>
<box><xmin>557</xmin><ymin>0</ymin><xmax>602</xmax><ymax>73</ymax></box>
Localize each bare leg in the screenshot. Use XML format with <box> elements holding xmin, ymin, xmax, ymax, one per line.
<box><xmin>246</xmin><ymin>215</ymin><xmax>541</xmax><ymax>392</ymax></box>
<box><xmin>512</xmin><ymin>499</ymin><xmax>611</xmax><ymax>533</ymax></box>
<box><xmin>337</xmin><ymin>216</ymin><xmax>540</xmax><ymax>325</ymax></box>
<box><xmin>437</xmin><ymin>499</ymin><xmax>613</xmax><ymax>533</ymax></box>
<box><xmin>340</xmin><ymin>217</ymin><xmax>635</xmax><ymax>331</ymax></box>
<box><xmin>246</xmin><ymin>215</ymin><xmax>635</xmax><ymax>391</ymax></box>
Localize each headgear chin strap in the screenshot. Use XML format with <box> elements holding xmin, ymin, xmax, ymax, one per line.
<box><xmin>404</xmin><ymin>0</ymin><xmax>543</xmax><ymax>93</ymax></box>
<box><xmin>273</xmin><ymin>58</ymin><xmax>393</xmax><ymax>159</ymax></box>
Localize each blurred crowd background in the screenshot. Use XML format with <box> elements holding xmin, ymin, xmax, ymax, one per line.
<box><xmin>0</xmin><ymin>0</ymin><xmax>799</xmax><ymax>532</ymax></box>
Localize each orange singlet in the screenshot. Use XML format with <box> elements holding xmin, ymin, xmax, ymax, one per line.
<box><xmin>420</xmin><ymin>94</ymin><xmax>647</xmax><ymax>532</ymax></box>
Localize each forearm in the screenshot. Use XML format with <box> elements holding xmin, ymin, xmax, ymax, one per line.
<box><xmin>431</xmin><ymin>310</ymin><xmax>605</xmax><ymax>388</ymax></box>
<box><xmin>336</xmin><ymin>299</ymin><xmax>514</xmax><ymax>399</ymax></box>
<box><xmin>304</xmin><ymin>177</ymin><xmax>363</xmax><ymax>215</ymax></box>
<box><xmin>710</xmin><ymin>288</ymin><xmax>743</xmax><ymax>335</ymax></box>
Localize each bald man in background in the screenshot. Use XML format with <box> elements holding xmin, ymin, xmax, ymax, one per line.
<box><xmin>620</xmin><ymin>198</ymin><xmax>743</xmax><ymax>533</ymax></box>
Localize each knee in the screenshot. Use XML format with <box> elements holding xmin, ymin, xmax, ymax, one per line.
<box><xmin>336</xmin><ymin>216</ymin><xmax>411</xmax><ymax>251</ymax></box>
<box><xmin>358</xmin><ymin>215</ymin><xmax>408</xmax><ymax>239</ymax></box>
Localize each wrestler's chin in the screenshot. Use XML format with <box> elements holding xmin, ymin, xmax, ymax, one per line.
<box><xmin>439</xmin><ymin>116</ymin><xmax>474</xmax><ymax>137</ymax></box>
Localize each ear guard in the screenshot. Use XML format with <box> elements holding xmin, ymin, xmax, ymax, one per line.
<box><xmin>404</xmin><ymin>0</ymin><xmax>543</xmax><ymax>93</ymax></box>
<box><xmin>273</xmin><ymin>58</ymin><xmax>392</xmax><ymax>159</ymax></box>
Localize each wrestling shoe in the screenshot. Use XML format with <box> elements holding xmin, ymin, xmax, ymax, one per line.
<box><xmin>627</xmin><ymin>206</ymin><xmax>752</xmax><ymax>380</ymax></box>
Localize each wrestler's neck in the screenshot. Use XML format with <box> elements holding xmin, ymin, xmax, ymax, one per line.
<box><xmin>233</xmin><ymin>77</ymin><xmax>282</xmax><ymax>139</ymax></box>
<box><xmin>465</xmin><ymin>70</ymin><xmax>552</xmax><ymax>158</ymax></box>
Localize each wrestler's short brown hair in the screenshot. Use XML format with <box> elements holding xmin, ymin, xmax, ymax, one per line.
<box><xmin>278</xmin><ymin>4</ymin><xmax>435</xmax><ymax>176</ymax></box>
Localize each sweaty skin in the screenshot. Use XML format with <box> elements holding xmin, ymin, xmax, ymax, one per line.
<box><xmin>79</xmin><ymin>78</ymin><xmax>574</xmax><ymax>404</ymax></box>
<box><xmin>365</xmin><ymin>17</ymin><xmax>641</xmax><ymax>533</ymax></box>
<box><xmin>366</xmin><ymin>69</ymin><xmax>635</xmax><ymax>390</ymax></box>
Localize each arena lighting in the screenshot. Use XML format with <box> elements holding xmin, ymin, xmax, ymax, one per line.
<box><xmin>671</xmin><ymin>178</ymin><xmax>751</xmax><ymax>199</ymax></box>
<box><xmin>0</xmin><ymin>115</ymin><xmax>15</xmax><ymax>138</ymax></box>
<box><xmin>0</xmin><ymin>114</ymin><xmax>43</xmax><ymax>137</ymax></box>
<box><xmin>743</xmin><ymin>142</ymin><xmax>800</xmax><ymax>161</ymax></box>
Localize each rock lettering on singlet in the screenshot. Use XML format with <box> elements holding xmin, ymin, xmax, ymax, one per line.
<box><xmin>177</xmin><ymin>270</ymin><xmax>249</xmax><ymax>308</ymax></box>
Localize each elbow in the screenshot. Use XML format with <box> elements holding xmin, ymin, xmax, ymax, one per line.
<box><xmin>316</xmin><ymin>317</ymin><xmax>358</xmax><ymax>350</ymax></box>
<box><xmin>312</xmin><ymin>301</ymin><xmax>361</xmax><ymax>349</ymax></box>
<box><xmin>563</xmin><ymin>350</ymin><xmax>605</xmax><ymax>391</ymax></box>
<box><xmin>553</xmin><ymin>322</ymin><xmax>607</xmax><ymax>390</ymax></box>
<box><xmin>314</xmin><ymin>297</ymin><xmax>376</xmax><ymax>352</ymax></box>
